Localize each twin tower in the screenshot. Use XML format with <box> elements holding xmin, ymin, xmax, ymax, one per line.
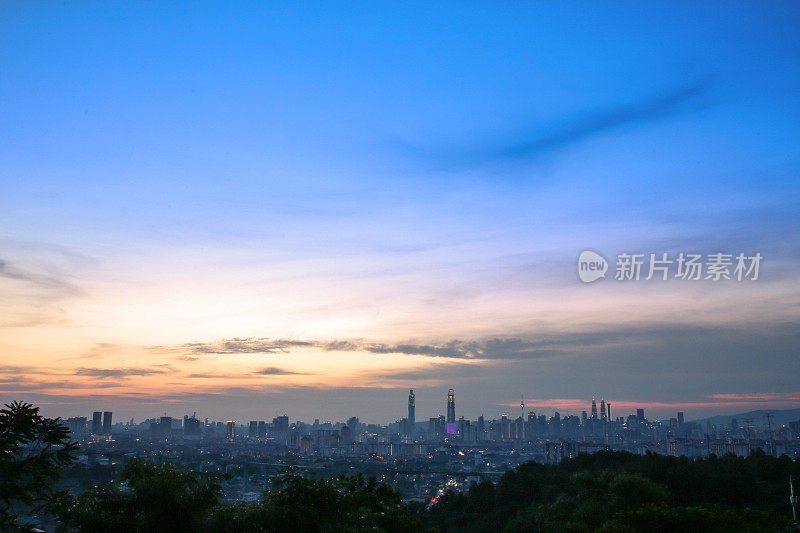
<box><xmin>408</xmin><ymin>388</ymin><xmax>457</xmax><ymax>435</ymax></box>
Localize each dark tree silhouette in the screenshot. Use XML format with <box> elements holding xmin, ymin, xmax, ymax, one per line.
<box><xmin>0</xmin><ymin>401</ymin><xmax>78</xmax><ymax>531</ymax></box>
<box><xmin>428</xmin><ymin>450</ymin><xmax>798</xmax><ymax>532</ymax></box>
<box><xmin>208</xmin><ymin>473</ymin><xmax>429</xmax><ymax>532</ymax></box>
<box><xmin>60</xmin><ymin>458</ymin><xmax>222</xmax><ymax>532</ymax></box>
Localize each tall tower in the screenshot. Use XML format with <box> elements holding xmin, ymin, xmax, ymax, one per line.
<box><xmin>91</xmin><ymin>411</ymin><xmax>102</xmax><ymax>434</ymax></box>
<box><xmin>102</xmin><ymin>411</ymin><xmax>113</xmax><ymax>434</ymax></box>
<box><xmin>591</xmin><ymin>398</ymin><xmax>598</xmax><ymax>420</ymax></box>
<box><xmin>600</xmin><ymin>399</ymin><xmax>606</xmax><ymax>422</ymax></box>
<box><xmin>446</xmin><ymin>389</ymin><xmax>456</xmax><ymax>435</ymax></box>
<box><xmin>408</xmin><ymin>389</ymin><xmax>415</xmax><ymax>427</ymax></box>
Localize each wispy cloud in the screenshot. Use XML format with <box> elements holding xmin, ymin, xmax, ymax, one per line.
<box><xmin>156</xmin><ymin>336</ymin><xmax>563</xmax><ymax>360</ymax></box>
<box><xmin>320</xmin><ymin>338</ymin><xmax>559</xmax><ymax>360</ymax></box>
<box><xmin>0</xmin><ymin>258</ymin><xmax>84</xmax><ymax>297</ymax></box>
<box><xmin>186</xmin><ymin>372</ymin><xmax>251</xmax><ymax>379</ymax></box>
<box><xmin>709</xmin><ymin>392</ymin><xmax>800</xmax><ymax>402</ymax></box>
<box><xmin>254</xmin><ymin>367</ymin><xmax>308</xmax><ymax>376</ymax></box>
<box><xmin>185</xmin><ymin>367</ymin><xmax>307</xmax><ymax>379</ymax></box>
<box><xmin>155</xmin><ymin>338</ymin><xmax>313</xmax><ymax>356</ymax></box>
<box><xmin>151</xmin><ymin>321</ymin><xmax>800</xmax><ymax>365</ymax></box>
<box><xmin>0</xmin><ymin>364</ymin><xmax>43</xmax><ymax>374</ymax></box>
<box><xmin>74</xmin><ymin>367</ymin><xmax>173</xmax><ymax>379</ymax></box>
<box><xmin>399</xmin><ymin>82</ymin><xmax>711</xmax><ymax>169</ymax></box>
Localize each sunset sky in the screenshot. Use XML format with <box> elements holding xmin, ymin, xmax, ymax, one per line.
<box><xmin>2</xmin><ymin>2</ymin><xmax>799</xmax><ymax>423</ymax></box>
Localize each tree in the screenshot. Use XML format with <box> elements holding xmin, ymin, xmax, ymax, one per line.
<box><xmin>427</xmin><ymin>451</ymin><xmax>796</xmax><ymax>532</ymax></box>
<box><xmin>208</xmin><ymin>473</ymin><xmax>429</xmax><ymax>532</ymax></box>
<box><xmin>0</xmin><ymin>401</ymin><xmax>78</xmax><ymax>531</ymax></box>
<box><xmin>59</xmin><ymin>458</ymin><xmax>222</xmax><ymax>532</ymax></box>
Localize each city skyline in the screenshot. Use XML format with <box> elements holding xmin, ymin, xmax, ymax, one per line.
<box><xmin>47</xmin><ymin>389</ymin><xmax>800</xmax><ymax>427</ymax></box>
<box><xmin>2</xmin><ymin>2</ymin><xmax>800</xmax><ymax>423</ymax></box>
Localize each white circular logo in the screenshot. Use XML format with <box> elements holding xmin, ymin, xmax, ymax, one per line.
<box><xmin>578</xmin><ymin>250</ymin><xmax>608</xmax><ymax>283</ymax></box>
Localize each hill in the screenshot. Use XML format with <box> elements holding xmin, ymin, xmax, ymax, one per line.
<box><xmin>692</xmin><ymin>407</ymin><xmax>800</xmax><ymax>428</ymax></box>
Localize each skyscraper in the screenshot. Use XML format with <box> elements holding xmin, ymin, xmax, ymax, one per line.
<box><xmin>226</xmin><ymin>421</ymin><xmax>236</xmax><ymax>440</ymax></box>
<box><xmin>591</xmin><ymin>398</ymin><xmax>598</xmax><ymax>420</ymax></box>
<box><xmin>183</xmin><ymin>414</ymin><xmax>201</xmax><ymax>439</ymax></box>
<box><xmin>347</xmin><ymin>416</ymin><xmax>360</xmax><ymax>437</ymax></box>
<box><xmin>600</xmin><ymin>399</ymin><xmax>606</xmax><ymax>422</ymax></box>
<box><xmin>408</xmin><ymin>389</ymin><xmax>415</xmax><ymax>428</ymax></box>
<box><xmin>446</xmin><ymin>389</ymin><xmax>456</xmax><ymax>435</ymax></box>
<box><xmin>91</xmin><ymin>411</ymin><xmax>102</xmax><ymax>434</ymax></box>
<box><xmin>273</xmin><ymin>415</ymin><xmax>289</xmax><ymax>434</ymax></box>
<box><xmin>102</xmin><ymin>411</ymin><xmax>112</xmax><ymax>434</ymax></box>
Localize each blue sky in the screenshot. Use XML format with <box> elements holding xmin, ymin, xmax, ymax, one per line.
<box><xmin>1</xmin><ymin>2</ymin><xmax>799</xmax><ymax>423</ymax></box>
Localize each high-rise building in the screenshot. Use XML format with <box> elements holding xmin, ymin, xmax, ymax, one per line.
<box><xmin>258</xmin><ymin>421</ymin><xmax>267</xmax><ymax>437</ymax></box>
<box><xmin>636</xmin><ymin>408</ymin><xmax>645</xmax><ymax>422</ymax></box>
<box><xmin>408</xmin><ymin>389</ymin><xmax>415</xmax><ymax>428</ymax></box>
<box><xmin>347</xmin><ymin>416</ymin><xmax>360</xmax><ymax>437</ymax></box>
<box><xmin>272</xmin><ymin>415</ymin><xmax>289</xmax><ymax>433</ymax></box>
<box><xmin>91</xmin><ymin>411</ymin><xmax>102</xmax><ymax>434</ymax></box>
<box><xmin>446</xmin><ymin>389</ymin><xmax>456</xmax><ymax>435</ymax></box>
<box><xmin>183</xmin><ymin>414</ymin><xmax>201</xmax><ymax>439</ymax></box>
<box><xmin>607</xmin><ymin>403</ymin><xmax>612</xmax><ymax>421</ymax></box>
<box><xmin>226</xmin><ymin>421</ymin><xmax>236</xmax><ymax>440</ymax></box>
<box><xmin>429</xmin><ymin>415</ymin><xmax>445</xmax><ymax>436</ymax></box>
<box><xmin>600</xmin><ymin>399</ymin><xmax>606</xmax><ymax>422</ymax></box>
<box><xmin>160</xmin><ymin>416</ymin><xmax>172</xmax><ymax>436</ymax></box>
<box><xmin>102</xmin><ymin>412</ymin><xmax>112</xmax><ymax>434</ymax></box>
<box><xmin>677</xmin><ymin>412</ymin><xmax>685</xmax><ymax>426</ymax></box>
<box><xmin>340</xmin><ymin>424</ymin><xmax>352</xmax><ymax>444</ymax></box>
<box><xmin>66</xmin><ymin>417</ymin><xmax>88</xmax><ymax>437</ymax></box>
<box><xmin>249</xmin><ymin>421</ymin><xmax>258</xmax><ymax>438</ymax></box>
<box><xmin>591</xmin><ymin>398</ymin><xmax>598</xmax><ymax>420</ymax></box>
<box><xmin>150</xmin><ymin>416</ymin><xmax>173</xmax><ymax>438</ymax></box>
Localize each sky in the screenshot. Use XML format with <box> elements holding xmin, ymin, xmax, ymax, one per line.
<box><xmin>1</xmin><ymin>2</ymin><xmax>799</xmax><ymax>424</ymax></box>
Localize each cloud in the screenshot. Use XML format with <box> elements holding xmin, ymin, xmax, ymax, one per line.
<box><xmin>399</xmin><ymin>82</ymin><xmax>711</xmax><ymax>168</ymax></box>
<box><xmin>0</xmin><ymin>255</ymin><xmax>86</xmax><ymax>328</ymax></box>
<box><xmin>74</xmin><ymin>367</ymin><xmax>172</xmax><ymax>378</ymax></box>
<box><xmin>254</xmin><ymin>367</ymin><xmax>308</xmax><ymax>375</ymax></box>
<box><xmin>56</xmin><ymin>343</ymin><xmax>122</xmax><ymax>361</ymax></box>
<box><xmin>184</xmin><ymin>367</ymin><xmax>308</xmax><ymax>379</ymax></box>
<box><xmin>360</xmin><ymin>362</ymin><xmax>482</xmax><ymax>385</ymax></box>
<box><xmin>0</xmin><ymin>378</ymin><xmax>125</xmax><ymax>391</ymax></box>
<box><xmin>148</xmin><ymin>319</ymin><xmax>800</xmax><ymax>370</ymax></box>
<box><xmin>160</xmin><ymin>336</ymin><xmax>563</xmax><ymax>360</ymax></box>
<box><xmin>0</xmin><ymin>258</ymin><xmax>84</xmax><ymax>297</ymax></box>
<box><xmin>187</xmin><ymin>372</ymin><xmax>250</xmax><ymax>379</ymax></box>
<box><xmin>0</xmin><ymin>365</ymin><xmax>42</xmax><ymax>374</ymax></box>
<box><xmin>321</xmin><ymin>338</ymin><xmax>560</xmax><ymax>360</ymax></box>
<box><xmin>708</xmin><ymin>392</ymin><xmax>800</xmax><ymax>402</ymax></box>
<box><xmin>157</xmin><ymin>338</ymin><xmax>313</xmax><ymax>355</ymax></box>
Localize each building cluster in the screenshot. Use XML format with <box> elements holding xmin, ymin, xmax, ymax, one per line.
<box><xmin>64</xmin><ymin>389</ymin><xmax>800</xmax><ymax>461</ymax></box>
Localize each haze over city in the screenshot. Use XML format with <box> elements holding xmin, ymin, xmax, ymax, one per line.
<box><xmin>2</xmin><ymin>2</ymin><xmax>799</xmax><ymax>424</ymax></box>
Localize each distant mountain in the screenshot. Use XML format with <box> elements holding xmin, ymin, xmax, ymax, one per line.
<box><xmin>692</xmin><ymin>408</ymin><xmax>800</xmax><ymax>428</ymax></box>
